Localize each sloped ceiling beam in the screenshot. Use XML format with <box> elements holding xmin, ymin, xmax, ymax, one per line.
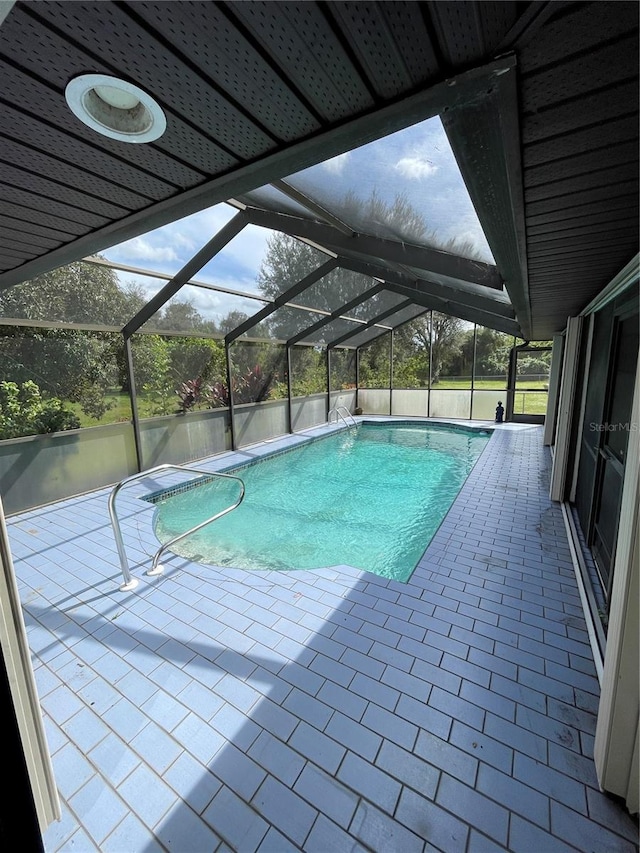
<box><xmin>225</xmin><ymin>258</ymin><xmax>338</xmax><ymax>344</ymax></box>
<box><xmin>337</xmin><ymin>257</ymin><xmax>515</xmax><ymax>321</ymax></box>
<box><xmin>244</xmin><ymin>207</ymin><xmax>503</xmax><ymax>290</ymax></box>
<box><xmin>383</xmin><ymin>282</ymin><xmax>521</xmax><ymax>337</ymax></box>
<box><xmin>271</xmin><ymin>179</ymin><xmax>354</xmax><ymax>236</ymax></box>
<box><xmin>287</xmin><ymin>282</ymin><xmax>384</xmax><ymax>346</ymax></box>
<box><xmin>122</xmin><ymin>212</ymin><xmax>248</xmax><ymax>338</ymax></box>
<box><xmin>441</xmin><ymin>56</ymin><xmax>531</xmax><ymax>337</ymax></box>
<box><xmin>328</xmin><ymin>298</ymin><xmax>420</xmax><ymax>348</ymax></box>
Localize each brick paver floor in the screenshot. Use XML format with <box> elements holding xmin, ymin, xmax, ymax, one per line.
<box><xmin>8</xmin><ymin>420</ymin><xmax>639</xmax><ymax>852</ymax></box>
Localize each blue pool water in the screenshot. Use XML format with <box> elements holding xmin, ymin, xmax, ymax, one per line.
<box><xmin>150</xmin><ymin>422</ymin><xmax>490</xmax><ymax>582</ymax></box>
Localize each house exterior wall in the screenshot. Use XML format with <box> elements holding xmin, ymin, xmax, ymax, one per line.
<box><xmin>553</xmin><ymin>269</ymin><xmax>639</xmax><ymax>814</ymax></box>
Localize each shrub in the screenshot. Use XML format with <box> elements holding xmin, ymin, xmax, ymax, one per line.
<box><xmin>0</xmin><ymin>380</ymin><xmax>80</xmax><ymax>439</ymax></box>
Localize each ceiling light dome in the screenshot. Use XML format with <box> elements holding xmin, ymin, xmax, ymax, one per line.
<box><xmin>65</xmin><ymin>74</ymin><xmax>166</xmax><ymax>143</ymax></box>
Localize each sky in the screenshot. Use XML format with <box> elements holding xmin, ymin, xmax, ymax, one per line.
<box><xmin>102</xmin><ymin>116</ymin><xmax>492</xmax><ymax>324</ymax></box>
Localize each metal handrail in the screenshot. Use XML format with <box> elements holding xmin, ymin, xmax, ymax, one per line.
<box><xmin>108</xmin><ymin>464</ymin><xmax>245</xmax><ymax>591</ymax></box>
<box><xmin>328</xmin><ymin>405</ymin><xmax>357</xmax><ymax>428</ymax></box>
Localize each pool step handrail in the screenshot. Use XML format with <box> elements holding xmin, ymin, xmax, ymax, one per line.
<box><xmin>108</xmin><ymin>463</ymin><xmax>245</xmax><ymax>592</ymax></box>
<box><xmin>328</xmin><ymin>405</ymin><xmax>357</xmax><ymax>428</ymax></box>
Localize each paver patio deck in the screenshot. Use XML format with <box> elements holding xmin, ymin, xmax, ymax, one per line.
<box><xmin>7</xmin><ymin>420</ymin><xmax>639</xmax><ymax>852</ymax></box>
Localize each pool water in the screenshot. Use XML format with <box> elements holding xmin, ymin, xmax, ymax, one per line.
<box><xmin>150</xmin><ymin>422</ymin><xmax>490</xmax><ymax>582</ymax></box>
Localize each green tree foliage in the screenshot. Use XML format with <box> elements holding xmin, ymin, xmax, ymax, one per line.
<box><xmin>515</xmin><ymin>343</ymin><xmax>552</xmax><ymax>378</ymax></box>
<box><xmin>359</xmin><ymin>335</ymin><xmax>391</xmax><ymax>388</ymax></box>
<box><xmin>0</xmin><ymin>259</ymin><xmax>143</xmax><ymax>325</ymax></box>
<box><xmin>389</xmin><ymin>313</ymin><xmax>466</xmax><ymax>386</ymax></box>
<box><xmin>0</xmin><ymin>260</ymin><xmax>141</xmax><ymax>425</ymax></box>
<box><xmin>257</xmin><ymin>234</ymin><xmax>380</xmax><ymax>342</ymax></box>
<box><xmin>0</xmin><ymin>381</ymin><xmax>80</xmax><ymax>439</ymax></box>
<box><xmin>427</xmin><ymin>312</ymin><xmax>465</xmax><ymax>383</ymax></box>
<box><xmin>0</xmin><ymin>326</ymin><xmax>121</xmax><ymax>420</ymax></box>
<box><xmin>131</xmin><ymin>335</ymin><xmax>227</xmax><ymax>415</ymax></box>
<box><xmin>228</xmin><ymin>341</ymin><xmax>285</xmax><ymax>403</ymax></box>
<box><xmin>0</xmin><ymin>259</ymin><xmax>235</xmax><ymax>429</ymax></box>
<box><xmin>474</xmin><ymin>329</ymin><xmax>514</xmax><ymax>378</ymax></box>
<box><xmin>330</xmin><ymin>349</ymin><xmax>356</xmax><ymax>392</ymax></box>
<box><xmin>255</xmin><ymin>191</ymin><xmax>487</xmax><ymax>392</ymax></box>
<box><xmin>153</xmin><ymin>300</ymin><xmax>217</xmax><ymax>333</ymax></box>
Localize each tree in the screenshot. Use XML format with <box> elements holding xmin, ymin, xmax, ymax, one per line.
<box><xmin>154</xmin><ymin>300</ymin><xmax>207</xmax><ymax>332</ymax></box>
<box><xmin>0</xmin><ymin>258</ymin><xmax>138</xmax><ymax>325</ymax></box>
<box><xmin>390</xmin><ymin>313</ymin><xmax>464</xmax><ymax>385</ymax></box>
<box><xmin>0</xmin><ymin>261</ymin><xmax>147</xmax><ymax>423</ymax></box>
<box><xmin>341</xmin><ymin>189</ymin><xmax>430</xmax><ymax>243</ymax></box>
<box><xmin>474</xmin><ymin>328</ymin><xmax>513</xmax><ymax>379</ymax></box>
<box><xmin>423</xmin><ymin>312</ymin><xmax>464</xmax><ymax>384</ymax></box>
<box><xmin>359</xmin><ymin>335</ymin><xmax>391</xmax><ymax>388</ymax></box>
<box><xmin>216</xmin><ymin>310</ymin><xmax>245</xmax><ymax>335</ymax></box>
<box><xmin>255</xmin><ymin>191</ymin><xmax>484</xmax><ymax>393</ymax></box>
<box><xmin>257</xmin><ymin>234</ymin><xmax>381</xmax><ymax>342</ymax></box>
<box><xmin>0</xmin><ymin>325</ymin><xmax>121</xmax><ymax>418</ymax></box>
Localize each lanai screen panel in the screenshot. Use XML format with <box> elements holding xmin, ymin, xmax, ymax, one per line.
<box><xmin>244</xmin><ymin>303</ymin><xmax>327</xmax><ymax>341</ymax></box>
<box><xmin>236</xmin><ymin>267</ymin><xmax>382</xmax><ymax>341</ymax></box>
<box><xmin>102</xmin><ymin>205</ymin><xmax>243</xmax><ymax>279</ymax></box>
<box><xmin>0</xmin><ymin>260</ymin><xmax>146</xmax><ymax>328</ymax></box>
<box><xmin>251</xmin><ymin>239</ymin><xmax>332</xmax><ymax>301</ymax></box>
<box><xmin>230</xmin><ymin>340</ymin><xmax>286</xmax><ymax>404</ymax></box>
<box><xmin>290</xmin><ymin>345</ymin><xmax>326</xmax><ymax>396</ymax></box>
<box><xmin>342</xmin><ymin>304</ymin><xmax>428</xmax><ymax>349</ymax></box>
<box><xmin>258</xmin><ymin>116</ymin><xmax>494</xmax><ymax>264</ymax></box>
<box><xmin>349</xmin><ymin>290</ymin><xmax>409</xmax><ymax>323</ymax></box>
<box><xmin>139</xmin><ymin>285</ymin><xmax>265</xmax><ymax>334</ymax></box>
<box><xmin>330</xmin><ymin>348</ymin><xmax>357</xmax><ymax>391</ymax></box>
<box><xmin>298</xmin><ymin>316</ymin><xmax>365</xmax><ymax>347</ymax></box>
<box><xmin>236</xmin><ymin>186</ymin><xmax>319</xmax><ymax>220</ymax></box>
<box><xmin>286</xmin><ymin>267</ymin><xmax>378</xmax><ymax>316</ymax></box>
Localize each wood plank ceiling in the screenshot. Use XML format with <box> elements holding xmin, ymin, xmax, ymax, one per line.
<box><xmin>0</xmin><ymin>0</ymin><xmax>637</xmax><ymax>340</ymax></box>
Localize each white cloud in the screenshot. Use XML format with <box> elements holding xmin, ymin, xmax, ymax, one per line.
<box><xmin>116</xmin><ymin>236</ymin><xmax>179</xmax><ymax>264</ymax></box>
<box><xmin>322</xmin><ymin>152</ymin><xmax>350</xmax><ymax>174</ymax></box>
<box><xmin>216</xmin><ymin>224</ymin><xmax>271</xmax><ymax>274</ymax></box>
<box><xmin>394</xmin><ymin>155</ymin><xmax>439</xmax><ymax>180</ymax></box>
<box><xmin>112</xmin><ymin>269</ymin><xmax>263</xmax><ymax>324</ymax></box>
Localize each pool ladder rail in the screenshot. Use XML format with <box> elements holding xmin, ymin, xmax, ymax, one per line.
<box><xmin>108</xmin><ymin>463</ymin><xmax>245</xmax><ymax>591</ymax></box>
<box><xmin>328</xmin><ymin>405</ymin><xmax>358</xmax><ymax>429</ymax></box>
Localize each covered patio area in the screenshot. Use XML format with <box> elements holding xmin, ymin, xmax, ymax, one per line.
<box><xmin>8</xmin><ymin>421</ymin><xmax>638</xmax><ymax>851</ymax></box>
<box><xmin>0</xmin><ymin>1</ymin><xmax>638</xmax><ymax>848</ymax></box>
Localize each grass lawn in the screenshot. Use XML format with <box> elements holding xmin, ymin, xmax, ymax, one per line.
<box><xmin>66</xmin><ymin>392</ymin><xmax>176</xmax><ymax>427</ymax></box>
<box><xmin>400</xmin><ymin>378</ymin><xmax>550</xmax><ymax>416</ymax></box>
<box><xmin>62</xmin><ymin>377</ymin><xmax>550</xmax><ymax>427</ymax></box>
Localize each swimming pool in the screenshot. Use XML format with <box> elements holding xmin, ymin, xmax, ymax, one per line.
<box><xmin>149</xmin><ymin>422</ymin><xmax>491</xmax><ymax>582</ymax></box>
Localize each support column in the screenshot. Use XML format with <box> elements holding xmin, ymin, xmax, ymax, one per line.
<box><xmin>286</xmin><ymin>344</ymin><xmax>293</xmax><ymax>434</ymax></box>
<box><xmin>123</xmin><ymin>335</ymin><xmax>143</xmax><ymax>472</ymax></box>
<box><xmin>427</xmin><ymin>310</ymin><xmax>433</xmax><ymax>418</ymax></box>
<box><xmin>470</xmin><ymin>324</ymin><xmax>477</xmax><ymax>420</ymax></box>
<box><xmin>326</xmin><ymin>348</ymin><xmax>331</xmax><ymax>419</ymax></box>
<box><xmin>225</xmin><ymin>339</ymin><xmax>236</xmax><ymax>451</ymax></box>
<box><xmin>543</xmin><ymin>334</ymin><xmax>566</xmax><ymax>446</ymax></box>
<box><xmin>0</xmin><ymin>495</ymin><xmax>60</xmax><ymax>837</ymax></box>
<box><xmin>506</xmin><ymin>343</ymin><xmax>518</xmax><ymax>422</ymax></box>
<box><xmin>550</xmin><ymin>317</ymin><xmax>583</xmax><ymax>502</ymax></box>
<box><xmin>389</xmin><ymin>331</ymin><xmax>394</xmax><ymax>416</ymax></box>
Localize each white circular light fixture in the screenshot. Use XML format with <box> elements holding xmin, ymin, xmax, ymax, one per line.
<box><xmin>65</xmin><ymin>74</ymin><xmax>166</xmax><ymax>143</ymax></box>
